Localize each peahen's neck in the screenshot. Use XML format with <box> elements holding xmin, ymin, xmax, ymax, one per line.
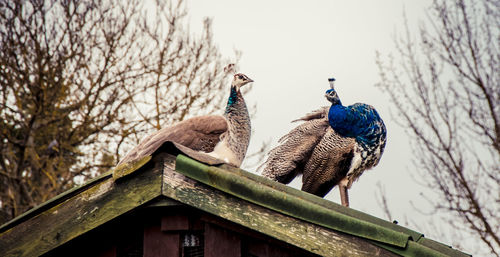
<box><xmin>225</xmin><ymin>87</ymin><xmax>238</xmax><ymax>113</ymax></box>
<box><xmin>221</xmin><ymin>86</ymin><xmax>251</xmax><ymax>165</ymax></box>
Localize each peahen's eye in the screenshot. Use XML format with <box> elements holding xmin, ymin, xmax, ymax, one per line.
<box><xmin>238</xmin><ymin>75</ymin><xmax>244</xmax><ymax>80</ymax></box>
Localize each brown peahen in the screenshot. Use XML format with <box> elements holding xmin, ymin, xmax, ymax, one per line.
<box><xmin>118</xmin><ymin>68</ymin><xmax>254</xmax><ymax>167</ymax></box>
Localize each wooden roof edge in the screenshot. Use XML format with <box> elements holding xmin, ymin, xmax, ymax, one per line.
<box><xmin>0</xmin><ymin>155</ymin><xmax>163</xmax><ymax>257</ymax></box>
<box><xmin>218</xmin><ymin>163</ymin><xmax>424</xmax><ymax>241</ymax></box>
<box><xmin>174</xmin><ymin>154</ymin><xmax>472</xmax><ymax>257</ymax></box>
<box><xmin>0</xmin><ymin>170</ymin><xmax>113</xmax><ymax>233</ymax></box>
<box><xmin>161</xmin><ymin>153</ymin><xmax>398</xmax><ymax>257</ymax></box>
<box><xmin>175</xmin><ymin>154</ymin><xmax>410</xmax><ymax>247</ymax></box>
<box><xmin>0</xmin><ymin>155</ymin><xmax>154</xmax><ymax>233</ymax></box>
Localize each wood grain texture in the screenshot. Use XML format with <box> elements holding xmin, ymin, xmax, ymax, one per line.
<box><xmin>144</xmin><ymin>222</ymin><xmax>180</xmax><ymax>257</ymax></box>
<box><xmin>162</xmin><ymin>214</ymin><xmax>190</xmax><ymax>231</ymax></box>
<box><xmin>200</xmin><ymin>214</ymin><xmax>319</xmax><ymax>257</ymax></box>
<box><xmin>0</xmin><ymin>160</ymin><xmax>163</xmax><ymax>257</ymax></box>
<box><xmin>205</xmin><ymin>223</ymin><xmax>241</xmax><ymax>257</ymax></box>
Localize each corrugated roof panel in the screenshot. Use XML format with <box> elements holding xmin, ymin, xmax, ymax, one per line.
<box><xmin>175</xmin><ymin>154</ymin><xmax>410</xmax><ymax>247</ymax></box>
<box><xmin>174</xmin><ymin>154</ymin><xmax>470</xmax><ymax>257</ymax></box>
<box><xmin>218</xmin><ymin>163</ymin><xmax>424</xmax><ymax>241</ymax></box>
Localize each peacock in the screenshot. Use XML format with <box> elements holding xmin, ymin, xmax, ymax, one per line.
<box><xmin>118</xmin><ymin>66</ymin><xmax>254</xmax><ymax>167</ymax></box>
<box><xmin>262</xmin><ymin>78</ymin><xmax>386</xmax><ymax>207</ymax></box>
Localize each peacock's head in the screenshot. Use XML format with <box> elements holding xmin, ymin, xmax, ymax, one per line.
<box><xmin>325</xmin><ymin>77</ymin><xmax>341</xmax><ymax>105</ymax></box>
<box><xmin>231</xmin><ymin>73</ymin><xmax>254</xmax><ymax>88</ymax></box>
<box><xmin>325</xmin><ymin>89</ymin><xmax>339</xmax><ymax>102</ymax></box>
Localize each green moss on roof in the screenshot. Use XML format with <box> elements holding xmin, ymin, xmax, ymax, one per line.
<box><xmin>0</xmin><ymin>156</ymin><xmax>162</xmax><ymax>257</ymax></box>
<box><xmin>0</xmin><ymin>155</ymin><xmax>152</xmax><ymax>233</ymax></box>
<box><xmin>0</xmin><ymin>170</ymin><xmax>113</xmax><ymax>233</ymax></box>
<box><xmin>174</xmin><ymin>154</ymin><xmax>471</xmax><ymax>257</ymax></box>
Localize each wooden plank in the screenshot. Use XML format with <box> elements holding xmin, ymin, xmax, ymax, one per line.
<box><xmin>200</xmin><ymin>214</ymin><xmax>270</xmax><ymax>243</ymax></box>
<box><xmin>200</xmin><ymin>215</ymin><xmax>318</xmax><ymax>257</ymax></box>
<box><xmin>0</xmin><ymin>171</ymin><xmax>113</xmax><ymax>233</ymax></box>
<box><xmin>219</xmin><ymin>163</ymin><xmax>424</xmax><ymax>242</ymax></box>
<box><xmin>204</xmin><ymin>223</ymin><xmax>241</xmax><ymax>257</ymax></box>
<box><xmin>161</xmin><ymin>155</ymin><xmax>398</xmax><ymax>257</ymax></box>
<box><xmin>0</xmin><ymin>158</ymin><xmax>163</xmax><ymax>257</ymax></box>
<box><xmin>144</xmin><ymin>221</ymin><xmax>180</xmax><ymax>257</ymax></box>
<box><xmin>161</xmin><ymin>214</ymin><xmax>190</xmax><ymax>231</ymax></box>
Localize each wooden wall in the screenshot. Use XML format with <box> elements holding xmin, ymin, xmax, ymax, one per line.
<box><xmin>43</xmin><ymin>204</ymin><xmax>319</xmax><ymax>257</ymax></box>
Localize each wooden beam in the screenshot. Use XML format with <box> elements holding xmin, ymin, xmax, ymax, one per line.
<box><xmin>0</xmin><ymin>158</ymin><xmax>163</xmax><ymax>257</ymax></box>
<box><xmin>162</xmin><ymin>214</ymin><xmax>190</xmax><ymax>231</ymax></box>
<box><xmin>144</xmin><ymin>220</ymin><xmax>180</xmax><ymax>257</ymax></box>
<box><xmin>205</xmin><ymin>223</ymin><xmax>241</xmax><ymax>257</ymax></box>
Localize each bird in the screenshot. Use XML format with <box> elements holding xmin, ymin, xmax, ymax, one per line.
<box><xmin>118</xmin><ymin>66</ymin><xmax>254</xmax><ymax>167</ymax></box>
<box><xmin>261</xmin><ymin>78</ymin><xmax>386</xmax><ymax>207</ymax></box>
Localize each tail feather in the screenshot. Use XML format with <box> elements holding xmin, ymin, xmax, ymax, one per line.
<box><xmin>262</xmin><ymin>118</ymin><xmax>329</xmax><ymax>182</ymax></box>
<box><xmin>301</xmin><ymin>129</ymin><xmax>356</xmax><ymax>197</ymax></box>
<box><xmin>291</xmin><ymin>106</ymin><xmax>329</xmax><ymax>122</ymax></box>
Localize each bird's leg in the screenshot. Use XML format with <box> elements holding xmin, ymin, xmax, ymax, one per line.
<box><xmin>339</xmin><ymin>185</ymin><xmax>349</xmax><ymax>207</ymax></box>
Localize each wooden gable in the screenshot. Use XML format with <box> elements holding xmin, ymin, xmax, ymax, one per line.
<box><xmin>44</xmin><ymin>202</ymin><xmax>323</xmax><ymax>257</ymax></box>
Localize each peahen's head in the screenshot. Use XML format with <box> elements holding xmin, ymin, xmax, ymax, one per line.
<box><xmin>231</xmin><ymin>73</ymin><xmax>254</xmax><ymax>89</ymax></box>
<box><xmin>325</xmin><ymin>78</ymin><xmax>341</xmax><ymax>105</ymax></box>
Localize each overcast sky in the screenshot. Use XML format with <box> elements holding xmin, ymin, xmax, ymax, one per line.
<box><xmin>186</xmin><ymin>0</ymin><xmax>473</xmax><ymax>253</ymax></box>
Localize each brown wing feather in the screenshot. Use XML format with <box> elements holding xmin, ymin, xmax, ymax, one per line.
<box><xmin>261</xmin><ymin>118</ymin><xmax>329</xmax><ymax>183</ymax></box>
<box><xmin>118</xmin><ymin>115</ymin><xmax>228</xmax><ymax>164</ymax></box>
<box><xmin>301</xmin><ymin>129</ymin><xmax>356</xmax><ymax>197</ymax></box>
<box><xmin>291</xmin><ymin>106</ymin><xmax>329</xmax><ymax>122</ymax></box>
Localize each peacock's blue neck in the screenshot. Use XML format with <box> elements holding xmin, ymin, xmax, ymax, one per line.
<box><xmin>328</xmin><ymin>104</ymin><xmax>351</xmax><ymax>136</ymax></box>
<box><xmin>328</xmin><ymin>103</ymin><xmax>386</xmax><ymax>148</ymax></box>
<box><xmin>331</xmin><ymin>99</ymin><xmax>342</xmax><ymax>106</ymax></box>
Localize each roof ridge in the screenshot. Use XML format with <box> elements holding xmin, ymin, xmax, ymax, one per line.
<box><xmin>218</xmin><ymin>163</ymin><xmax>424</xmax><ymax>241</ymax></box>
<box><xmin>175</xmin><ymin>154</ymin><xmax>410</xmax><ymax>248</ymax></box>
<box><xmin>175</xmin><ymin>154</ymin><xmax>471</xmax><ymax>257</ymax></box>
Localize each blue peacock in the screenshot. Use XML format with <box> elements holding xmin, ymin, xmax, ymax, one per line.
<box><xmin>262</xmin><ymin>78</ymin><xmax>386</xmax><ymax>207</ymax></box>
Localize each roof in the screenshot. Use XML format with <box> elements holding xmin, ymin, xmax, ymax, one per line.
<box><xmin>0</xmin><ymin>148</ymin><xmax>470</xmax><ymax>257</ymax></box>
<box><xmin>174</xmin><ymin>155</ymin><xmax>469</xmax><ymax>257</ymax></box>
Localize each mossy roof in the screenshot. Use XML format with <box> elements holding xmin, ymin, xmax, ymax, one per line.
<box><xmin>174</xmin><ymin>154</ymin><xmax>470</xmax><ymax>257</ymax></box>
<box><xmin>0</xmin><ymin>150</ymin><xmax>470</xmax><ymax>257</ymax></box>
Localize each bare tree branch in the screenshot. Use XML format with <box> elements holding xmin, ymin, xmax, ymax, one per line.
<box><xmin>0</xmin><ymin>0</ymin><xmax>240</xmax><ymax>223</ymax></box>
<box><xmin>376</xmin><ymin>0</ymin><xmax>499</xmax><ymax>255</ymax></box>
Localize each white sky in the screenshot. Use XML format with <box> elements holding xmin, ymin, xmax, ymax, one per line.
<box><xmin>186</xmin><ymin>0</ymin><xmax>474</xmax><ymax>253</ymax></box>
